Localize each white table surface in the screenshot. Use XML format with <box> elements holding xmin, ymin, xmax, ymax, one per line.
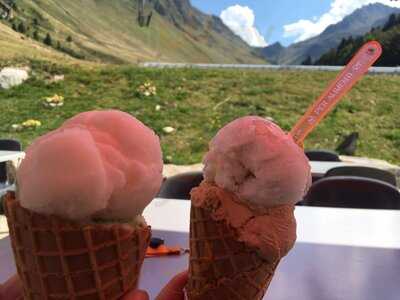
<box><xmin>1</xmin><ymin>198</ymin><xmax>400</xmax><ymax>299</ymax></box>
<box><xmin>143</xmin><ymin>198</ymin><xmax>400</xmax><ymax>249</ymax></box>
<box><xmin>143</xmin><ymin>199</ymin><xmax>400</xmax><ymax>299</ymax></box>
<box><xmin>0</xmin><ymin>151</ymin><xmax>25</xmax><ymax>163</ymax></box>
<box><xmin>309</xmin><ymin>161</ymin><xmax>365</xmax><ymax>176</ymax></box>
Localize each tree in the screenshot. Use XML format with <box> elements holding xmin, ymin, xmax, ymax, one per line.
<box><xmin>347</xmin><ymin>36</ymin><xmax>354</xmax><ymax>44</ymax></box>
<box><xmin>43</xmin><ymin>33</ymin><xmax>52</xmax><ymax>46</ymax></box>
<box><xmin>316</xmin><ymin>49</ymin><xmax>337</xmax><ymax>66</ymax></box>
<box><xmin>33</xmin><ymin>18</ymin><xmax>39</xmax><ymax>26</ymax></box>
<box><xmin>383</xmin><ymin>13</ymin><xmax>397</xmax><ymax>31</ymax></box>
<box><xmin>56</xmin><ymin>41</ymin><xmax>61</xmax><ymax>49</ymax></box>
<box><xmin>17</xmin><ymin>22</ymin><xmax>26</xmax><ymax>33</ymax></box>
<box><xmin>365</xmin><ymin>33</ymin><xmax>375</xmax><ymax>42</ymax></box>
<box><xmin>66</xmin><ymin>35</ymin><xmax>72</xmax><ymax>43</ymax></box>
<box><xmin>302</xmin><ymin>55</ymin><xmax>313</xmax><ymax>66</ymax></box>
<box><xmin>11</xmin><ymin>22</ymin><xmax>17</xmax><ymax>31</ymax></box>
<box><xmin>33</xmin><ymin>30</ymin><xmax>39</xmax><ymax>40</ymax></box>
<box><xmin>338</xmin><ymin>38</ymin><xmax>348</xmax><ymax>50</ymax></box>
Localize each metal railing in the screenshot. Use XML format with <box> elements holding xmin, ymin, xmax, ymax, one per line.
<box><xmin>141</xmin><ymin>62</ymin><xmax>400</xmax><ymax>74</ymax></box>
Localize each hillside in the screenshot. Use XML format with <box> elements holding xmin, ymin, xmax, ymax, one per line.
<box><xmin>1</xmin><ymin>0</ymin><xmax>264</xmax><ymax>64</ymax></box>
<box><xmin>316</xmin><ymin>14</ymin><xmax>400</xmax><ymax>66</ymax></box>
<box><xmin>259</xmin><ymin>42</ymin><xmax>284</xmax><ymax>65</ymax></box>
<box><xmin>260</xmin><ymin>3</ymin><xmax>400</xmax><ymax>65</ymax></box>
<box><xmin>0</xmin><ymin>21</ymin><xmax>76</xmax><ymax>63</ymax></box>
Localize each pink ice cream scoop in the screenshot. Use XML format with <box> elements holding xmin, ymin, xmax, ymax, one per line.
<box><xmin>203</xmin><ymin>116</ymin><xmax>311</xmax><ymax>207</ymax></box>
<box><xmin>17</xmin><ymin>110</ymin><xmax>163</xmax><ymax>221</ymax></box>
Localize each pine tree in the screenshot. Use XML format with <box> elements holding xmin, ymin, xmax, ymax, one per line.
<box><xmin>302</xmin><ymin>56</ymin><xmax>313</xmax><ymax>66</ymax></box>
<box><xmin>33</xmin><ymin>18</ymin><xmax>39</xmax><ymax>26</ymax></box>
<box><xmin>11</xmin><ymin>22</ymin><xmax>17</xmax><ymax>31</ymax></box>
<box><xmin>43</xmin><ymin>33</ymin><xmax>52</xmax><ymax>46</ymax></box>
<box><xmin>316</xmin><ymin>49</ymin><xmax>337</xmax><ymax>66</ymax></box>
<box><xmin>33</xmin><ymin>30</ymin><xmax>39</xmax><ymax>40</ymax></box>
<box><xmin>17</xmin><ymin>22</ymin><xmax>26</xmax><ymax>33</ymax></box>
<box><xmin>383</xmin><ymin>14</ymin><xmax>397</xmax><ymax>31</ymax></box>
<box><xmin>66</xmin><ymin>35</ymin><xmax>72</xmax><ymax>43</ymax></box>
<box><xmin>347</xmin><ymin>36</ymin><xmax>354</xmax><ymax>44</ymax></box>
<box><xmin>338</xmin><ymin>38</ymin><xmax>347</xmax><ymax>51</ymax></box>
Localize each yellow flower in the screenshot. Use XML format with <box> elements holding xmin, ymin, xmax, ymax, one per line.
<box><xmin>22</xmin><ymin>119</ymin><xmax>41</xmax><ymax>128</ymax></box>
<box><xmin>137</xmin><ymin>82</ymin><xmax>157</xmax><ymax>97</ymax></box>
<box><xmin>52</xmin><ymin>94</ymin><xmax>64</xmax><ymax>102</ymax></box>
<box><xmin>43</xmin><ymin>94</ymin><xmax>64</xmax><ymax>107</ymax></box>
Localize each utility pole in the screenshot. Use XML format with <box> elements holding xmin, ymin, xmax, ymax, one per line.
<box><xmin>137</xmin><ymin>0</ymin><xmax>152</xmax><ymax>27</ymax></box>
<box><xmin>136</xmin><ymin>0</ymin><xmax>159</xmax><ymax>60</ymax></box>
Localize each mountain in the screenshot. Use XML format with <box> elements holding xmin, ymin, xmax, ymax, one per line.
<box><xmin>0</xmin><ymin>21</ymin><xmax>76</xmax><ymax>63</ymax></box>
<box><xmin>316</xmin><ymin>13</ymin><xmax>400</xmax><ymax>66</ymax></box>
<box><xmin>261</xmin><ymin>3</ymin><xmax>400</xmax><ymax>65</ymax></box>
<box><xmin>259</xmin><ymin>42</ymin><xmax>285</xmax><ymax>64</ymax></box>
<box><xmin>1</xmin><ymin>0</ymin><xmax>265</xmax><ymax>64</ymax></box>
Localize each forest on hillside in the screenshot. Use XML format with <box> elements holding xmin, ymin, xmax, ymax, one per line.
<box><xmin>313</xmin><ymin>13</ymin><xmax>400</xmax><ymax>66</ymax></box>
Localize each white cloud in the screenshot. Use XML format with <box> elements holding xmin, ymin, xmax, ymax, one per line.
<box><xmin>284</xmin><ymin>0</ymin><xmax>400</xmax><ymax>43</ymax></box>
<box><xmin>220</xmin><ymin>5</ymin><xmax>268</xmax><ymax>47</ymax></box>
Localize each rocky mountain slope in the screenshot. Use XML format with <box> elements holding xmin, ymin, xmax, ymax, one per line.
<box><xmin>1</xmin><ymin>0</ymin><xmax>264</xmax><ymax>64</ymax></box>
<box><xmin>261</xmin><ymin>3</ymin><xmax>400</xmax><ymax>65</ymax></box>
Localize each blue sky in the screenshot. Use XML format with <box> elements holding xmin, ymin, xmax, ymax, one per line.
<box><xmin>191</xmin><ymin>0</ymin><xmax>400</xmax><ymax>47</ymax></box>
<box><xmin>192</xmin><ymin>0</ymin><xmax>331</xmax><ymax>46</ymax></box>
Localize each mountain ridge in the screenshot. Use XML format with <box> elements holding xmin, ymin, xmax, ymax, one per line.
<box><xmin>1</xmin><ymin>0</ymin><xmax>265</xmax><ymax>64</ymax></box>
<box><xmin>261</xmin><ymin>3</ymin><xmax>400</xmax><ymax>65</ymax></box>
<box><xmin>316</xmin><ymin>13</ymin><xmax>400</xmax><ymax>66</ymax></box>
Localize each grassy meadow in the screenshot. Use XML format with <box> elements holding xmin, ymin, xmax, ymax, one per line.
<box><xmin>1</xmin><ymin>61</ymin><xmax>399</xmax><ymax>165</ymax></box>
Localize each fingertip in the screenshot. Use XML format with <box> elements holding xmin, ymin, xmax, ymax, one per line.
<box><xmin>156</xmin><ymin>270</ymin><xmax>189</xmax><ymax>300</ymax></box>
<box><xmin>122</xmin><ymin>289</ymin><xmax>149</xmax><ymax>300</ymax></box>
<box><xmin>174</xmin><ymin>270</ymin><xmax>189</xmax><ymax>285</ymax></box>
<box><xmin>177</xmin><ymin>270</ymin><xmax>189</xmax><ymax>278</ymax></box>
<box><xmin>2</xmin><ymin>275</ymin><xmax>23</xmax><ymax>300</ymax></box>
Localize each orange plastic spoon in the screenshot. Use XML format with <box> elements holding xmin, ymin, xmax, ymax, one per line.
<box><xmin>290</xmin><ymin>41</ymin><xmax>382</xmax><ymax>146</ymax></box>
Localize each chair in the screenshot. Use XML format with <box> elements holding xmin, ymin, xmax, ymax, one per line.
<box><xmin>0</xmin><ymin>139</ymin><xmax>22</xmax><ymax>184</ymax></box>
<box><xmin>305</xmin><ymin>150</ymin><xmax>341</xmax><ymax>162</ymax></box>
<box><xmin>158</xmin><ymin>172</ymin><xmax>203</xmax><ymax>200</ymax></box>
<box><xmin>303</xmin><ymin>176</ymin><xmax>400</xmax><ymax>210</ymax></box>
<box><xmin>325</xmin><ymin>166</ymin><xmax>397</xmax><ymax>187</ymax></box>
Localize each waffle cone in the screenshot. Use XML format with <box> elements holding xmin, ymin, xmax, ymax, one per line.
<box><xmin>186</xmin><ymin>183</ymin><xmax>296</xmax><ymax>300</ymax></box>
<box><xmin>3</xmin><ymin>192</ymin><xmax>151</xmax><ymax>300</ymax></box>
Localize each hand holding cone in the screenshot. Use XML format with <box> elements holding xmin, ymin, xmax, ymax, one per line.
<box><xmin>4</xmin><ymin>192</ymin><xmax>150</xmax><ymax>300</ymax></box>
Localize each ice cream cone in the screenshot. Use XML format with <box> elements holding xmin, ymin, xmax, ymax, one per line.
<box><xmin>186</xmin><ymin>182</ymin><xmax>296</xmax><ymax>300</ymax></box>
<box><xmin>3</xmin><ymin>192</ymin><xmax>151</xmax><ymax>300</ymax></box>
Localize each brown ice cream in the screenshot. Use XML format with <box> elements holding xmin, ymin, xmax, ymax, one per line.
<box><xmin>186</xmin><ymin>182</ymin><xmax>297</xmax><ymax>299</ymax></box>
<box><xmin>186</xmin><ymin>117</ymin><xmax>310</xmax><ymax>299</ymax></box>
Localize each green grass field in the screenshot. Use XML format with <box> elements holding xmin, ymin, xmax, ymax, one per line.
<box><xmin>1</xmin><ymin>61</ymin><xmax>399</xmax><ymax>165</ymax></box>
